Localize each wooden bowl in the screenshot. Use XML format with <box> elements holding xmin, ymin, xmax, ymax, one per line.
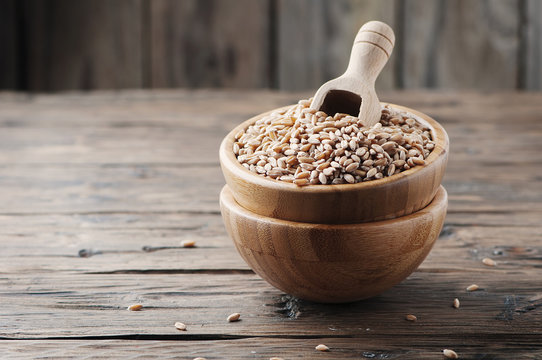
<box><xmin>220</xmin><ymin>185</ymin><xmax>448</xmax><ymax>303</ymax></box>
<box><xmin>219</xmin><ymin>103</ymin><xmax>448</xmax><ymax>224</ymax></box>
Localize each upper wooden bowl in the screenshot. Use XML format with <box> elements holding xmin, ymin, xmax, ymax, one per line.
<box><xmin>220</xmin><ymin>185</ymin><xmax>448</xmax><ymax>303</ymax></box>
<box><xmin>219</xmin><ymin>103</ymin><xmax>448</xmax><ymax>224</ymax></box>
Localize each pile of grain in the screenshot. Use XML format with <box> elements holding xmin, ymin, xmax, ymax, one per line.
<box><xmin>234</xmin><ymin>99</ymin><xmax>435</xmax><ymax>186</ymax></box>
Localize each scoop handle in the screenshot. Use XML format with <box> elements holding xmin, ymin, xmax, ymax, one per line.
<box><xmin>345</xmin><ymin>21</ymin><xmax>395</xmax><ymax>84</ymax></box>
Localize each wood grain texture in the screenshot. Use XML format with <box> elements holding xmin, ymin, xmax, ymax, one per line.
<box><xmin>0</xmin><ymin>90</ymin><xmax>541</xmax><ymax>358</ymax></box>
<box><xmin>399</xmin><ymin>0</ymin><xmax>520</xmax><ymax>89</ymax></box>
<box><xmin>221</xmin><ymin>185</ymin><xmax>447</xmax><ymax>302</ymax></box>
<box><xmin>220</xmin><ymin>103</ymin><xmax>448</xmax><ymax>224</ymax></box>
<box><xmin>150</xmin><ymin>0</ymin><xmax>270</xmax><ymax>88</ymax></box>
<box><xmin>277</xmin><ymin>0</ymin><xmax>397</xmax><ymax>91</ymax></box>
<box><xmin>523</xmin><ymin>0</ymin><xmax>542</xmax><ymax>89</ymax></box>
<box><xmin>2</xmin><ymin>340</ymin><xmax>542</xmax><ymax>360</ymax></box>
<box><xmin>3</xmin><ymin>1</ymin><xmax>542</xmax><ymax>91</ymax></box>
<box><xmin>22</xmin><ymin>0</ymin><xmax>144</xmax><ymax>91</ymax></box>
<box><xmin>0</xmin><ymin>0</ymin><xmax>19</xmax><ymax>89</ymax></box>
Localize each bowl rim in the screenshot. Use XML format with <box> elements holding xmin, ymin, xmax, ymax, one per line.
<box><xmin>219</xmin><ymin>102</ymin><xmax>449</xmax><ymax>194</ymax></box>
<box><xmin>221</xmin><ymin>184</ymin><xmax>448</xmax><ymax>228</ymax></box>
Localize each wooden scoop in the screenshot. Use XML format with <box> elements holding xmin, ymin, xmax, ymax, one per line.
<box><xmin>310</xmin><ymin>21</ymin><xmax>395</xmax><ymax>127</ymax></box>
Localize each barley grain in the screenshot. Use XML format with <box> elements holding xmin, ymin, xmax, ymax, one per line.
<box><xmin>453</xmin><ymin>298</ymin><xmax>460</xmax><ymax>309</ymax></box>
<box><xmin>227</xmin><ymin>313</ymin><xmax>241</xmax><ymax>322</ymax></box>
<box><xmin>174</xmin><ymin>322</ymin><xmax>187</xmax><ymax>331</ymax></box>
<box><xmin>442</xmin><ymin>349</ymin><xmax>459</xmax><ymax>359</ymax></box>
<box><xmin>387</xmin><ymin>164</ymin><xmax>396</xmax><ymax>176</ymax></box>
<box><xmin>405</xmin><ymin>314</ymin><xmax>417</xmax><ymax>321</ymax></box>
<box><xmin>412</xmin><ymin>157</ymin><xmax>426</xmax><ymax>165</ymax></box>
<box><xmin>466</xmin><ymin>284</ymin><xmax>479</xmax><ymax>292</ymax></box>
<box><xmin>367</xmin><ymin>168</ymin><xmax>377</xmax><ymax>178</ymax></box>
<box><xmin>181</xmin><ymin>240</ymin><xmax>196</xmax><ymax>248</ymax></box>
<box><xmin>374</xmin><ymin>158</ymin><xmax>387</xmax><ymax>166</ymax></box>
<box><xmin>293</xmin><ymin>178</ymin><xmax>309</xmax><ymax>186</ymax></box>
<box><xmin>295</xmin><ymin>171</ymin><xmax>310</xmax><ymax>179</ymax></box>
<box><xmin>235</xmin><ymin>100</ymin><xmax>435</xmax><ymax>186</ymax></box>
<box><xmin>318</xmin><ymin>172</ymin><xmax>328</xmax><ymax>185</ymax></box>
<box><xmin>482</xmin><ymin>257</ymin><xmax>496</xmax><ymax>267</ymax></box>
<box><xmin>344</xmin><ymin>174</ymin><xmax>355</xmax><ymax>183</ymax></box>
<box><xmin>345</xmin><ymin>162</ymin><xmax>359</xmax><ymax>173</ymax></box>
<box><xmin>323</xmin><ymin>167</ymin><xmax>335</xmax><ymax>176</ymax></box>
<box><xmin>127</xmin><ymin>304</ymin><xmax>142</xmax><ymax>311</ymax></box>
<box><xmin>315</xmin><ymin>344</ymin><xmax>329</xmax><ymax>352</ymax></box>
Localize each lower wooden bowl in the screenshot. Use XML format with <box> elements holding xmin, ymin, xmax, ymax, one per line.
<box><xmin>220</xmin><ymin>185</ymin><xmax>448</xmax><ymax>303</ymax></box>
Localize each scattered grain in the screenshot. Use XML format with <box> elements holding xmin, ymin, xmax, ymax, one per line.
<box><xmin>270</xmin><ymin>358</ymin><xmax>285</xmax><ymax>360</ymax></box>
<box><xmin>453</xmin><ymin>298</ymin><xmax>460</xmax><ymax>309</ymax></box>
<box><xmin>315</xmin><ymin>344</ymin><xmax>329</xmax><ymax>352</ymax></box>
<box><xmin>174</xmin><ymin>322</ymin><xmax>187</xmax><ymax>331</ymax></box>
<box><xmin>466</xmin><ymin>284</ymin><xmax>479</xmax><ymax>292</ymax></box>
<box><xmin>405</xmin><ymin>314</ymin><xmax>417</xmax><ymax>321</ymax></box>
<box><xmin>181</xmin><ymin>240</ymin><xmax>196</xmax><ymax>248</ymax></box>
<box><xmin>227</xmin><ymin>313</ymin><xmax>241</xmax><ymax>322</ymax></box>
<box><xmin>482</xmin><ymin>257</ymin><xmax>496</xmax><ymax>267</ymax></box>
<box><xmin>193</xmin><ymin>358</ymin><xmax>207</xmax><ymax>360</ymax></box>
<box><xmin>442</xmin><ymin>349</ymin><xmax>459</xmax><ymax>359</ymax></box>
<box><xmin>127</xmin><ymin>304</ymin><xmax>142</xmax><ymax>311</ymax></box>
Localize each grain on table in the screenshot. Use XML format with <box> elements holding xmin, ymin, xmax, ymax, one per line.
<box><xmin>482</xmin><ymin>257</ymin><xmax>496</xmax><ymax>266</ymax></box>
<box><xmin>227</xmin><ymin>313</ymin><xmax>241</xmax><ymax>322</ymax></box>
<box><xmin>442</xmin><ymin>348</ymin><xmax>459</xmax><ymax>358</ymax></box>
<box><xmin>174</xmin><ymin>322</ymin><xmax>187</xmax><ymax>331</ymax></box>
<box><xmin>127</xmin><ymin>304</ymin><xmax>142</xmax><ymax>311</ymax></box>
<box><xmin>181</xmin><ymin>240</ymin><xmax>196</xmax><ymax>248</ymax></box>
<box><xmin>315</xmin><ymin>344</ymin><xmax>330</xmax><ymax>351</ymax></box>
<box><xmin>453</xmin><ymin>298</ymin><xmax>460</xmax><ymax>309</ymax></box>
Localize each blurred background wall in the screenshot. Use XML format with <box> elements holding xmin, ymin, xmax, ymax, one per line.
<box><xmin>0</xmin><ymin>0</ymin><xmax>540</xmax><ymax>92</ymax></box>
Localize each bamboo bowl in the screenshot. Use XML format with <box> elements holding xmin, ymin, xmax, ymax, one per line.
<box><xmin>220</xmin><ymin>185</ymin><xmax>448</xmax><ymax>303</ymax></box>
<box><xmin>219</xmin><ymin>103</ymin><xmax>448</xmax><ymax>224</ymax></box>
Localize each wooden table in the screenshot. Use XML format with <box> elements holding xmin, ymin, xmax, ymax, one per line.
<box><xmin>1</xmin><ymin>90</ymin><xmax>541</xmax><ymax>359</ymax></box>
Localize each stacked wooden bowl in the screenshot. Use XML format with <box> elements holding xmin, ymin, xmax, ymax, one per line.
<box><xmin>219</xmin><ymin>104</ymin><xmax>449</xmax><ymax>303</ymax></box>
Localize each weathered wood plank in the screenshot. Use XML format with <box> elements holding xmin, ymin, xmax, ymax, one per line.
<box><xmin>0</xmin><ymin>90</ymin><xmax>541</xmax><ymax>358</ymax></box>
<box><xmin>1</xmin><ymin>222</ymin><xmax>541</xmax><ymax>275</ymax></box>
<box><xmin>150</xmin><ymin>0</ymin><xmax>270</xmax><ymax>88</ymax></box>
<box><xmin>3</xmin><ymin>1</ymin><xmax>540</xmax><ymax>91</ymax></box>
<box><xmin>0</xmin><ymin>164</ymin><xmax>540</xmax><ymax>214</ymax></box>
<box><xmin>523</xmin><ymin>0</ymin><xmax>542</xmax><ymax>89</ymax></box>
<box><xmin>1</xmin><ymin>271</ymin><xmax>542</xmax><ymax>341</ymax></box>
<box><xmin>0</xmin><ymin>0</ymin><xmax>19</xmax><ymax>89</ymax></box>
<box><xmin>1</xmin><ymin>91</ymin><xmax>541</xmax><ymax>170</ymax></box>
<box><xmin>3</xmin><ymin>90</ymin><xmax>542</xmax><ymax>126</ymax></box>
<box><xmin>277</xmin><ymin>0</ymin><xmax>397</xmax><ymax>91</ymax></box>
<box><xmin>22</xmin><ymin>0</ymin><xmax>144</xmax><ymax>91</ymax></box>
<box><xmin>399</xmin><ymin>0</ymin><xmax>520</xmax><ymax>89</ymax></box>
<box><xmin>0</xmin><ymin>166</ymin><xmax>224</xmax><ymax>213</ymax></box>
<box><xmin>2</xmin><ymin>339</ymin><xmax>541</xmax><ymax>360</ymax></box>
